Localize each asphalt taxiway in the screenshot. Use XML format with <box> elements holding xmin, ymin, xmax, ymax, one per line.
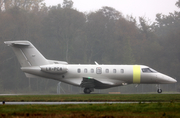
<box><xmin>2</xmin><ymin>102</ymin><xmax>139</xmax><ymax>105</ymax></box>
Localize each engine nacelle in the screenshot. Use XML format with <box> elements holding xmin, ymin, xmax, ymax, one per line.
<box><xmin>40</xmin><ymin>64</ymin><xmax>68</xmax><ymax>74</ymax></box>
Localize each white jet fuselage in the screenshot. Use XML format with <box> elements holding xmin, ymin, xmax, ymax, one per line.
<box><xmin>5</xmin><ymin>41</ymin><xmax>177</xmax><ymax>93</ymax></box>
<box><xmin>21</xmin><ymin>64</ymin><xmax>176</xmax><ymax>89</ymax></box>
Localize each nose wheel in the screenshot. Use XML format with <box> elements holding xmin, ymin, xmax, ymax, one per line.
<box><xmin>156</xmin><ymin>84</ymin><xmax>162</xmax><ymax>93</ymax></box>
<box><xmin>157</xmin><ymin>88</ymin><xmax>162</xmax><ymax>93</ymax></box>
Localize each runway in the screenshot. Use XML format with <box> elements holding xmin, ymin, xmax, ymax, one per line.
<box><xmin>1</xmin><ymin>101</ymin><xmax>139</xmax><ymax>105</ymax></box>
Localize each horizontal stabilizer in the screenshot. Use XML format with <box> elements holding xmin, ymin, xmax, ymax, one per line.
<box><xmin>5</xmin><ymin>41</ymin><xmax>29</xmax><ymax>46</ymax></box>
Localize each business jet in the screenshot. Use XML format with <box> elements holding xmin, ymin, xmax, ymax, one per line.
<box><xmin>4</xmin><ymin>41</ymin><xmax>177</xmax><ymax>94</ymax></box>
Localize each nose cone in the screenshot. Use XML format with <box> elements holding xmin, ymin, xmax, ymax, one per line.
<box><xmin>157</xmin><ymin>73</ymin><xmax>177</xmax><ymax>84</ymax></box>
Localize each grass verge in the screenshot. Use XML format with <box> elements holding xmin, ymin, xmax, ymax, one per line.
<box><xmin>0</xmin><ymin>94</ymin><xmax>180</xmax><ymax>102</ymax></box>
<box><xmin>0</xmin><ymin>103</ymin><xmax>180</xmax><ymax>118</ymax></box>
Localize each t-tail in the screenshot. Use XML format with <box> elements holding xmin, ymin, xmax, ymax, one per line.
<box><xmin>4</xmin><ymin>41</ymin><xmax>67</xmax><ymax>67</ymax></box>
<box><xmin>4</xmin><ymin>41</ymin><xmax>50</xmax><ymax>67</ymax></box>
<box><xmin>4</xmin><ymin>41</ymin><xmax>68</xmax><ymax>79</ymax></box>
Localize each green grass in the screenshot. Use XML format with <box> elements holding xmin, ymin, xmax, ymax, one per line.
<box><xmin>0</xmin><ymin>94</ymin><xmax>180</xmax><ymax>117</ymax></box>
<box><xmin>0</xmin><ymin>103</ymin><xmax>180</xmax><ymax>117</ymax></box>
<box><xmin>0</xmin><ymin>94</ymin><xmax>180</xmax><ymax>102</ymax></box>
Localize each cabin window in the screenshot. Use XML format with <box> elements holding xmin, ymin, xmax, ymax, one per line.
<box><xmin>96</xmin><ymin>67</ymin><xmax>102</xmax><ymax>74</ymax></box>
<box><xmin>91</xmin><ymin>69</ymin><xmax>94</xmax><ymax>73</ymax></box>
<box><xmin>120</xmin><ymin>69</ymin><xmax>124</xmax><ymax>73</ymax></box>
<box><xmin>84</xmin><ymin>68</ymin><xmax>88</xmax><ymax>73</ymax></box>
<box><xmin>105</xmin><ymin>69</ymin><xmax>109</xmax><ymax>73</ymax></box>
<box><xmin>77</xmin><ymin>69</ymin><xmax>81</xmax><ymax>73</ymax></box>
<box><xmin>113</xmin><ymin>69</ymin><xmax>116</xmax><ymax>73</ymax></box>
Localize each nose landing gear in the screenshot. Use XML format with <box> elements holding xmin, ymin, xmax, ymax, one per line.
<box><xmin>156</xmin><ymin>84</ymin><xmax>162</xmax><ymax>93</ymax></box>
<box><xmin>157</xmin><ymin>88</ymin><xmax>162</xmax><ymax>93</ymax></box>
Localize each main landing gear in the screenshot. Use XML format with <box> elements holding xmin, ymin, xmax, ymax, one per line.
<box><xmin>157</xmin><ymin>84</ymin><xmax>162</xmax><ymax>93</ymax></box>
<box><xmin>84</xmin><ymin>88</ymin><xmax>94</xmax><ymax>94</ymax></box>
<box><xmin>81</xmin><ymin>77</ymin><xmax>95</xmax><ymax>94</ymax></box>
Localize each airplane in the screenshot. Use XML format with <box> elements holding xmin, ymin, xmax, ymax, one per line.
<box><xmin>4</xmin><ymin>41</ymin><xmax>177</xmax><ymax>94</ymax></box>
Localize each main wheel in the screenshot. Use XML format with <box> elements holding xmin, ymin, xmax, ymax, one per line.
<box><xmin>157</xmin><ymin>89</ymin><xmax>162</xmax><ymax>93</ymax></box>
<box><xmin>84</xmin><ymin>88</ymin><xmax>91</xmax><ymax>94</ymax></box>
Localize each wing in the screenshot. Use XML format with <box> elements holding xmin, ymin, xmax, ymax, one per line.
<box><xmin>80</xmin><ymin>77</ymin><xmax>126</xmax><ymax>89</ymax></box>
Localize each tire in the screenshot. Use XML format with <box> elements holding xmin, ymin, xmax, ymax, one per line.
<box><xmin>157</xmin><ymin>89</ymin><xmax>162</xmax><ymax>93</ymax></box>
<box><xmin>84</xmin><ymin>88</ymin><xmax>91</xmax><ymax>94</ymax></box>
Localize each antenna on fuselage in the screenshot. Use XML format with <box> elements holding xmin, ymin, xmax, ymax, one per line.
<box><xmin>94</xmin><ymin>61</ymin><xmax>99</xmax><ymax>65</ymax></box>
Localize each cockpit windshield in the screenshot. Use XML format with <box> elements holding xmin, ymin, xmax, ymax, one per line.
<box><xmin>142</xmin><ymin>68</ymin><xmax>157</xmax><ymax>73</ymax></box>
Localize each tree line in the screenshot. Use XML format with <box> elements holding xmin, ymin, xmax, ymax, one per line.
<box><xmin>0</xmin><ymin>0</ymin><xmax>179</xmax><ymax>94</ymax></box>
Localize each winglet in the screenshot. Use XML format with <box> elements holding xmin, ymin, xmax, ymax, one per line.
<box><xmin>94</xmin><ymin>61</ymin><xmax>99</xmax><ymax>65</ymax></box>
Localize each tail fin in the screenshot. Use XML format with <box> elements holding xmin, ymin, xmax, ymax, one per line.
<box><xmin>4</xmin><ymin>41</ymin><xmax>49</xmax><ymax>67</ymax></box>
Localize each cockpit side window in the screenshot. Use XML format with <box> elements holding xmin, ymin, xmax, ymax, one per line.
<box><xmin>142</xmin><ymin>68</ymin><xmax>156</xmax><ymax>73</ymax></box>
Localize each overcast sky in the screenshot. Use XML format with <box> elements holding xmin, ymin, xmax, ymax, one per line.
<box><xmin>44</xmin><ymin>0</ymin><xmax>179</xmax><ymax>21</ymax></box>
